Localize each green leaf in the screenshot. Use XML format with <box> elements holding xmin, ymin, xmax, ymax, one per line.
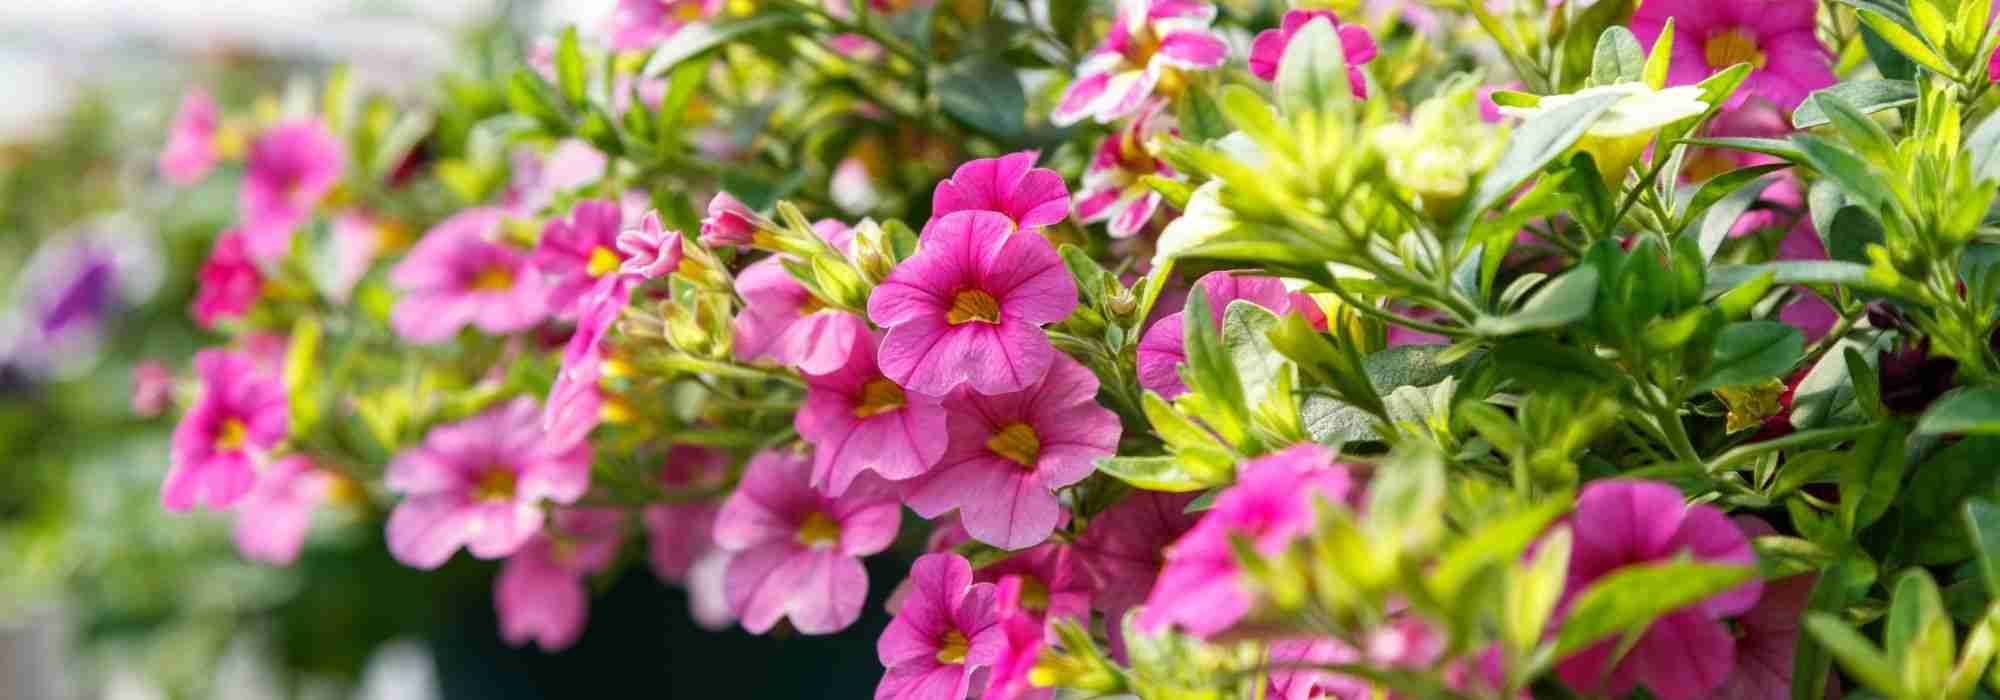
<box><xmin>1839</xmin><ymin>421</ymin><xmax>1910</xmax><ymax>532</ymax></box>
<box><xmin>1222</xmin><ymin>301</ymin><xmax>1287</xmax><ymax>411</ymax></box>
<box><xmin>1430</xmin><ymin>495</ymin><xmax>1574</xmax><ymax>599</ymax></box>
<box><xmin>1556</xmin><ymin>0</ymin><xmax>1637</xmax><ymax>91</ymax></box>
<box><xmin>1825</xmin><ymin>206</ymin><xmax>1887</xmax><ymax>265</ymax></box>
<box><xmin>1695</xmin><ymin>173</ymin><xmax>1781</xmax><ymax>261</ymax></box>
<box><xmin>935</xmin><ymin>56</ymin><xmax>1027</xmax><ymax>142</ymax></box>
<box><xmin>641</xmin><ymin>14</ymin><xmax>804</xmax><ymax>77</ymax></box>
<box><xmin>1793</xmin><ymin>133</ymin><xmax>1890</xmax><ymax>214</ymax></box>
<box><xmin>1792</xmin><ymin>558</ymin><xmax>1862</xmax><ymax>700</ymax></box>
<box><xmin>1553</xmin><ymin>560</ymin><xmax>1757</xmax><ymax>657</ymax></box>
<box><xmin>554</xmin><ymin>25</ymin><xmax>588</xmax><ymax>108</ymax></box>
<box><xmin>1805</xmin><ymin>612</ymin><xmax>1903</xmax><ymax>696</ymax></box>
<box><xmin>1095</xmin><ymin>456</ymin><xmax>1211</xmax><ymax>492</ymax></box>
<box><xmin>1680</xmin><ymin>137</ymin><xmax>1807</xmax><ymax>163</ymax></box>
<box><xmin>655</xmin><ymin>55</ymin><xmax>710</xmax><ymax>137</ymax></box>
<box><xmin>1856</xmin><ymin>8</ymin><xmax>1959</xmax><ymax>77</ymax></box>
<box><xmin>1183</xmin><ymin>287</ymin><xmax>1252</xmax><ymax>443</ymax></box>
<box><xmin>1790</xmin><ymin>79</ymin><xmax>1919</xmax><ymax>129</ymax></box>
<box><xmin>1589</xmin><ymin>26</ymin><xmax>1646</xmax><ymax>86</ymax></box>
<box><xmin>1964</xmin><ymin>499</ymin><xmax>2000</xmax><ymax>599</ymax></box>
<box><xmin>1695</xmin><ymin>321</ymin><xmax>1803</xmax><ymax>393</ymax></box>
<box><xmin>1473</xmin><ymin>266</ymin><xmax>1600</xmax><ymax>336</ymax></box>
<box><xmin>1918</xmin><ymin>387</ymin><xmax>2000</xmax><ymax>436</ymax></box>
<box><xmin>1642</xmin><ymin>18</ymin><xmax>1675</xmax><ymax>89</ymax></box>
<box><xmin>1274</xmin><ymin>16</ymin><xmax>1353</xmax><ymax>116</ymax></box>
<box><xmin>1704</xmin><ymin>260</ymin><xmax>1874</xmax><ymax>297</ymax></box>
<box><xmin>284</xmin><ymin>316</ymin><xmax>324</xmax><ymax>438</ymax></box>
<box><xmin>506</xmin><ymin>69</ymin><xmax>568</xmax><ymax>133</ymax></box>
<box><xmin>1967</xmin><ymin>109</ymin><xmax>2000</xmax><ymax>185</ymax></box>
<box><xmin>1464</xmin><ymin>92</ymin><xmax>1624</xmax><ymax>220</ymax></box>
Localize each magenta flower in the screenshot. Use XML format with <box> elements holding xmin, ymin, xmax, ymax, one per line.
<box><xmin>191</xmin><ymin>229</ymin><xmax>262</xmax><ymax>329</ymax></box>
<box><xmin>1073</xmin><ymin>490</ymin><xmax>1200</xmax><ymax>615</ymax></box>
<box><xmin>131</xmin><ymin>360</ymin><xmax>175</xmax><ymax>417</ymax></box>
<box><xmin>714</xmin><ymin>449</ymin><xmax>901</xmax><ymax>634</ymax></box>
<box><xmin>494</xmin><ymin>508</ymin><xmax>625</xmax><ymax>651</ymax></box>
<box><xmin>164</xmin><ymin>348</ymin><xmax>287</xmax><ymax>512</ymax></box>
<box><xmin>603</xmin><ymin>0</ymin><xmax>721</xmax><ymax>50</ymax></box>
<box><xmin>240</xmin><ymin>120</ymin><xmax>344</xmax><ymax>261</ymax></box>
<box><xmin>1139</xmin><ymin>444</ymin><xmax>1355</xmax><ymax>637</ymax></box>
<box><xmin>1076</xmin><ymin>100</ymin><xmax>1178</xmax><ymax>238</ymax></box>
<box><xmin>389</xmin><ymin>207</ymin><xmax>551</xmax><ymax>344</ymax></box>
<box><xmin>1052</xmin><ymin>0</ymin><xmax>1229</xmax><ymax>126</ymax></box>
<box><xmin>733</xmin><ymin>257</ymin><xmax>870</xmax><ymax>376</ymax></box>
<box><xmin>984</xmin><ymin>575</ymin><xmax>1054</xmax><ymax>700</ymax></box>
<box><xmin>978</xmin><ymin>542</ymin><xmax>1092</xmax><ymax>624</ymax></box>
<box><xmin>923</xmin><ymin>152</ymin><xmax>1070</xmax><ymax>238</ymax></box>
<box><xmin>160</xmin><ymin>87</ymin><xmax>219</xmax><ymax>186</ymax></box>
<box><xmin>232</xmin><ymin>456</ymin><xmax>334</xmax><ymax>565</ymax></box>
<box><xmin>1714</xmin><ymin>516</ymin><xmax>1830</xmax><ymax>700</ymax></box>
<box><xmin>875</xmin><ymin>553</ymin><xmax>1005</xmax><ymax>700</ymax></box>
<box><xmin>797</xmin><ymin>332</ymin><xmax>948</xmax><ymax>496</ymax></box>
<box><xmin>616</xmin><ymin>210</ymin><xmax>684</xmax><ymax>279</ymax></box>
<box><xmin>901</xmin><ymin>355</ymin><xmax>1120</xmax><ymax>550</ymax></box>
<box><xmin>384</xmin><ymin>397</ymin><xmax>592</xmax><ymax>569</ymax></box>
<box><xmin>1137</xmin><ymin>271</ymin><xmax>1316</xmax><ymax>399</ymax></box>
<box><xmin>868</xmin><ymin>211</ymin><xmax>1078</xmax><ymax>396</ymax></box>
<box><xmin>534</xmin><ymin>199</ymin><xmax>627</xmax><ymax>315</ymax></box>
<box><xmin>1631</xmin><ymin>0</ymin><xmax>1832</xmax><ymax>110</ymax></box>
<box><xmin>1249</xmin><ymin>10</ymin><xmax>1378</xmax><ymax>99</ymax></box>
<box><xmin>545</xmin><ymin>274</ymin><xmax>635</xmax><ymax>446</ymax></box>
<box><xmin>1553</xmin><ymin>480</ymin><xmax>1762</xmax><ymax>700</ymax></box>
<box><xmin>1267</xmin><ymin>638</ymin><xmax>1364</xmax><ymax>700</ymax></box>
<box><xmin>700</xmin><ymin>191</ymin><xmax>760</xmax><ymax>248</ymax></box>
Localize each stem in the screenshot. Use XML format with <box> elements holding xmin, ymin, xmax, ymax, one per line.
<box><xmin>1323</xmin><ymin>278</ymin><xmax>1473</xmax><ymax>339</ymax></box>
<box><xmin>661</xmin><ymin>354</ymin><xmax>807</xmax><ymax>388</ymax></box>
<box><xmin>774</xmin><ymin>0</ymin><xmax>926</xmax><ymax>69</ymax></box>
<box><xmin>1703</xmin><ymin>421</ymin><xmax>1879</xmax><ymax>474</ymax></box>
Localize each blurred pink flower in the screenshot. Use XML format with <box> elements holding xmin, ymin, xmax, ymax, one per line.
<box><xmin>389</xmin><ymin>208</ymin><xmax>551</xmax><ymax>344</ymax></box>
<box><xmin>603</xmin><ymin>0</ymin><xmax>721</xmax><ymax>51</ymax></box>
<box><xmin>191</xmin><ymin>229</ymin><xmax>262</xmax><ymax>328</ymax></box>
<box><xmin>545</xmin><ymin>274</ymin><xmax>635</xmax><ymax>446</ymax></box>
<box><xmin>1053</xmin><ymin>0</ymin><xmax>1229</xmax><ymax>125</ymax></box>
<box><xmin>131</xmin><ymin>360</ymin><xmax>175</xmax><ymax>417</ymax></box>
<box><xmin>160</xmin><ymin>87</ymin><xmax>219</xmax><ymax>186</ymax></box>
<box><xmin>875</xmin><ymin>553</ymin><xmax>1005</xmax><ymax>700</ymax></box>
<box><xmin>495</xmin><ymin>508</ymin><xmax>625</xmax><ymax>650</ymax></box>
<box><xmin>644</xmin><ymin>447</ymin><xmax>736</xmax><ymax>630</ymax></box>
<box><xmin>164</xmin><ymin>348</ymin><xmax>287</xmax><ymax>512</ymax></box>
<box><xmin>1248</xmin><ymin>10</ymin><xmax>1377</xmax><ymax>98</ymax></box>
<box><xmin>1073</xmin><ymin>490</ymin><xmax>1200</xmax><ymax>615</ymax></box>
<box><xmin>233</xmin><ymin>456</ymin><xmax>333</xmax><ymax>565</ymax></box>
<box><xmin>714</xmin><ymin>449</ymin><xmax>901</xmax><ymax>634</ymax></box>
<box><xmin>384</xmin><ymin>397</ymin><xmax>591</xmax><ymax>569</ymax></box>
<box><xmin>240</xmin><ymin>120</ymin><xmax>344</xmax><ymax>261</ymax></box>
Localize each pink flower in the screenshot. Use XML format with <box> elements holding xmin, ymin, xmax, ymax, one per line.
<box><xmin>160</xmin><ymin>87</ymin><xmax>219</xmax><ymax>186</ymax></box>
<box><xmin>384</xmin><ymin>397</ymin><xmax>591</xmax><ymax>569</ymax></box>
<box><xmin>1248</xmin><ymin>10</ymin><xmax>1378</xmax><ymax>99</ymax></box>
<box><xmin>798</xmin><ymin>332</ymin><xmax>948</xmax><ymax>496</ymax></box>
<box><xmin>923</xmin><ymin>152</ymin><xmax>1070</xmax><ymax>237</ymax></box>
<box><xmin>901</xmin><ymin>355</ymin><xmax>1120</xmax><ymax>550</ymax></box>
<box><xmin>644</xmin><ymin>447</ymin><xmax>737</xmax><ymax>630</ymax></box>
<box><xmin>984</xmin><ymin>575</ymin><xmax>1054</xmax><ymax>700</ymax></box>
<box><xmin>603</xmin><ymin>0</ymin><xmax>721</xmax><ymax>51</ymax></box>
<box><xmin>875</xmin><ymin>553</ymin><xmax>1005</xmax><ymax>700</ymax></box>
<box><xmin>1267</xmin><ymin>638</ymin><xmax>1364</xmax><ymax>700</ymax></box>
<box><xmin>978</xmin><ymin>542</ymin><xmax>1092</xmax><ymax>624</ymax></box>
<box><xmin>544</xmin><ymin>274</ymin><xmax>635</xmax><ymax>446</ymax></box>
<box><xmin>616</xmin><ymin>210</ymin><xmax>684</xmax><ymax>279</ymax></box>
<box><xmin>233</xmin><ymin>456</ymin><xmax>333</xmax><ymax>565</ymax></box>
<box><xmin>494</xmin><ymin>508</ymin><xmax>625</xmax><ymax>651</ymax></box>
<box><xmin>732</xmin><ymin>255</ymin><xmax>870</xmax><ymax>376</ymax></box>
<box><xmin>868</xmin><ymin>211</ymin><xmax>1078</xmax><ymax>396</ymax></box>
<box><xmin>191</xmin><ymin>229</ymin><xmax>262</xmax><ymax>328</ymax></box>
<box><xmin>1073</xmin><ymin>490</ymin><xmax>1200</xmax><ymax>614</ymax></box>
<box><xmin>534</xmin><ymin>199</ymin><xmax>627</xmax><ymax>315</ymax></box>
<box><xmin>714</xmin><ymin>449</ymin><xmax>901</xmax><ymax>634</ymax></box>
<box><xmin>1076</xmin><ymin>100</ymin><xmax>1178</xmax><ymax>238</ymax></box>
<box><xmin>240</xmin><ymin>120</ymin><xmax>344</xmax><ymax>262</ymax></box>
<box><xmin>505</xmin><ymin>140</ymin><xmax>606</xmax><ymax>217</ymax></box>
<box><xmin>1139</xmin><ymin>444</ymin><xmax>1354</xmax><ymax>637</ymax></box>
<box><xmin>390</xmin><ymin>207</ymin><xmax>551</xmax><ymax>344</ymax></box>
<box><xmin>700</xmin><ymin>191</ymin><xmax>760</xmax><ymax>248</ymax></box>
<box><xmin>1553</xmin><ymin>480</ymin><xmax>1762</xmax><ymax>700</ymax></box>
<box><xmin>1715</xmin><ymin>516</ymin><xmax>1831</xmax><ymax>700</ymax></box>
<box><xmin>163</xmin><ymin>348</ymin><xmax>287</xmax><ymax>512</ymax></box>
<box><xmin>1631</xmin><ymin>0</ymin><xmax>1833</xmax><ymax>110</ymax></box>
<box><xmin>329</xmin><ymin>210</ymin><xmax>389</xmax><ymax>303</ymax></box>
<box><xmin>1052</xmin><ymin>0</ymin><xmax>1230</xmax><ymax>126</ymax></box>
<box><xmin>1137</xmin><ymin>271</ymin><xmax>1319</xmax><ymax>398</ymax></box>
<box><xmin>131</xmin><ymin>360</ymin><xmax>175</xmax><ymax>417</ymax></box>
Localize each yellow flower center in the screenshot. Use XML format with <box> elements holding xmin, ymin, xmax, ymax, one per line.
<box><xmin>796</xmin><ymin>511</ymin><xmax>842</xmax><ymax>546</ymax></box>
<box><xmin>986</xmin><ymin>422</ymin><xmax>1041</xmax><ymax>467</ymax></box>
<box><xmin>798</xmin><ymin>294</ymin><xmax>829</xmax><ymax>317</ymax></box>
<box><xmin>935</xmin><ymin>631</ymin><xmax>970</xmax><ymax>665</ymax></box>
<box><xmin>673</xmin><ymin>0</ymin><xmax>706</xmax><ymax>21</ymax></box>
<box><xmin>600</xmin><ymin>397</ymin><xmax>635</xmax><ymax>424</ymax></box>
<box><xmin>853</xmin><ymin>378</ymin><xmax>908</xmax><ymax>418</ymax></box>
<box><xmin>946</xmin><ymin>289</ymin><xmax>1002</xmax><ymax>325</ymax></box>
<box><xmin>1704</xmin><ymin>29</ymin><xmax>1767</xmax><ymax>71</ymax></box>
<box><xmin>471</xmin><ymin>266</ymin><xmax>515</xmax><ymax>291</ymax></box>
<box><xmin>214</xmin><ymin>418</ymin><xmax>249</xmax><ymax>452</ymax></box>
<box><xmin>586</xmin><ymin>246</ymin><xmax>621</xmax><ymax>277</ymax></box>
<box><xmin>1018</xmin><ymin>576</ymin><xmax>1050</xmax><ymax>611</ymax></box>
<box><xmin>473</xmin><ymin>468</ymin><xmax>517</xmax><ymax>502</ymax></box>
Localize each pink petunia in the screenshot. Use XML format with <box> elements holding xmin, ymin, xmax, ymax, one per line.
<box><xmin>923</xmin><ymin>151</ymin><xmax>1070</xmax><ymax>238</ymax></box>
<box><xmin>714</xmin><ymin>449</ymin><xmax>901</xmax><ymax>634</ymax></box>
<box><xmin>602</xmin><ymin>0</ymin><xmax>722</xmax><ymax>51</ymax></box>
<box><xmin>544</xmin><ymin>274</ymin><xmax>635</xmax><ymax>446</ymax></box>
<box><xmin>494</xmin><ymin>508</ymin><xmax>626</xmax><ymax>651</ymax></box>
<box><xmin>534</xmin><ymin>199</ymin><xmax>627</xmax><ymax>316</ymax></box>
<box><xmin>732</xmin><ymin>225</ymin><xmax>870</xmax><ymax>375</ymax></box>
<box><xmin>504</xmin><ymin>140</ymin><xmax>606</xmax><ymax>218</ymax></box>
<box><xmin>1716</xmin><ymin>516</ymin><xmax>1833</xmax><ymax>700</ymax></box>
<box><xmin>797</xmin><ymin>331</ymin><xmax>948</xmax><ymax>496</ymax></box>
<box><xmin>616</xmin><ymin>209</ymin><xmax>685</xmax><ymax>279</ymax></box>
<box><xmin>983</xmin><ymin>575</ymin><xmax>1055</xmax><ymax>700</ymax></box>
<box><xmin>191</xmin><ymin>229</ymin><xmax>263</xmax><ymax>328</ymax></box>
<box><xmin>163</xmin><ymin>348</ymin><xmax>288</xmax><ymax>512</ymax></box>
<box><xmin>389</xmin><ymin>207</ymin><xmax>552</xmax><ymax>344</ymax></box>
<box><xmin>1248</xmin><ymin>10</ymin><xmax>1378</xmax><ymax>99</ymax></box>
<box><xmin>384</xmin><ymin>397</ymin><xmax>592</xmax><ymax>569</ymax></box>
<box><xmin>328</xmin><ymin>210</ymin><xmax>390</xmax><ymax>303</ymax></box>
<box><xmin>1052</xmin><ymin>0</ymin><xmax>1230</xmax><ymax>126</ymax></box>
<box><xmin>1139</xmin><ymin>443</ymin><xmax>1355</xmax><ymax>637</ymax></box>
<box><xmin>232</xmin><ymin>455</ymin><xmax>334</xmax><ymax>565</ymax></box>
<box><xmin>1631</xmin><ymin>0</ymin><xmax>1833</xmax><ymax>110</ymax></box>
<box><xmin>1075</xmin><ymin>99</ymin><xmax>1179</xmax><ymax>239</ymax></box>
<box><xmin>1072</xmin><ymin>490</ymin><xmax>1200</xmax><ymax>615</ymax></box>
<box><xmin>976</xmin><ymin>542</ymin><xmax>1092</xmax><ymax>625</ymax></box>
<box><xmin>901</xmin><ymin>355</ymin><xmax>1120</xmax><ymax>550</ymax></box>
<box><xmin>1552</xmin><ymin>480</ymin><xmax>1762</xmax><ymax>700</ymax></box>
<box><xmin>131</xmin><ymin>360</ymin><xmax>175</xmax><ymax>417</ymax></box>
<box><xmin>1137</xmin><ymin>270</ymin><xmax>1320</xmax><ymax>398</ymax></box>
<box><xmin>160</xmin><ymin>87</ymin><xmax>219</xmax><ymax>186</ymax></box>
<box><xmin>868</xmin><ymin>211</ymin><xmax>1078</xmax><ymax>396</ymax></box>
<box><xmin>875</xmin><ymin>553</ymin><xmax>1005</xmax><ymax>700</ymax></box>
<box><xmin>240</xmin><ymin>120</ymin><xmax>344</xmax><ymax>262</ymax></box>
<box><xmin>700</xmin><ymin>191</ymin><xmax>761</xmax><ymax>248</ymax></box>
<box><xmin>644</xmin><ymin>446</ymin><xmax>737</xmax><ymax>630</ymax></box>
<box><xmin>1266</xmin><ymin>637</ymin><xmax>1365</xmax><ymax>700</ymax></box>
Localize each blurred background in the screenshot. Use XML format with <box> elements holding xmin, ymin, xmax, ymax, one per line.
<box><xmin>0</xmin><ymin>2</ymin><xmax>897</xmax><ymax>697</ymax></box>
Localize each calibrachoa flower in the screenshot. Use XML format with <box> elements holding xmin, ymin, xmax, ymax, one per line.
<box><xmin>494</xmin><ymin>508</ymin><xmax>625</xmax><ymax>651</ymax></box>
<box><xmin>384</xmin><ymin>397</ymin><xmax>592</xmax><ymax>569</ymax></box>
<box><xmin>1076</xmin><ymin>100</ymin><xmax>1177</xmax><ymax>238</ymax></box>
<box><xmin>192</xmin><ymin>229</ymin><xmax>262</xmax><ymax>328</ymax></box>
<box><xmin>1138</xmin><ymin>270</ymin><xmax>1319</xmax><ymax>398</ymax></box>
<box><xmin>1139</xmin><ymin>443</ymin><xmax>1355</xmax><ymax>637</ymax></box>
<box><xmin>1631</xmin><ymin>0</ymin><xmax>1833</xmax><ymax>110</ymax></box>
<box><xmin>533</xmin><ymin>199</ymin><xmax>627</xmax><ymax>315</ymax></box>
<box><xmin>901</xmin><ymin>355</ymin><xmax>1121</xmax><ymax>550</ymax></box>
<box><xmin>240</xmin><ymin>119</ymin><xmax>343</xmax><ymax>261</ymax></box>
<box><xmin>868</xmin><ymin>210</ymin><xmax>1078</xmax><ymax>396</ymax></box>
<box><xmin>164</xmin><ymin>348</ymin><xmax>287</xmax><ymax>512</ymax></box>
<box><xmin>732</xmin><ymin>224</ymin><xmax>869</xmax><ymax>375</ymax></box>
<box><xmin>1073</xmin><ymin>490</ymin><xmax>1200</xmax><ymax>615</ymax></box>
<box><xmin>329</xmin><ymin>210</ymin><xmax>398</xmax><ymax>303</ymax></box>
<box><xmin>797</xmin><ymin>332</ymin><xmax>948</xmax><ymax>496</ymax></box>
<box><xmin>984</xmin><ymin>575</ymin><xmax>1054</xmax><ymax>700</ymax></box>
<box><xmin>389</xmin><ymin>207</ymin><xmax>552</xmax><ymax>344</ymax></box>
<box><xmin>875</xmin><ymin>553</ymin><xmax>1004</xmax><ymax>700</ymax></box>
<box><xmin>1266</xmin><ymin>638</ymin><xmax>1364</xmax><ymax>700</ymax></box>
<box><xmin>976</xmin><ymin>542</ymin><xmax>1091</xmax><ymax>624</ymax></box>
<box><xmin>923</xmin><ymin>151</ymin><xmax>1070</xmax><ymax>238</ymax></box>
<box><xmin>615</xmin><ymin>209</ymin><xmax>684</xmax><ymax>279</ymax></box>
<box><xmin>1248</xmin><ymin>10</ymin><xmax>1378</xmax><ymax>98</ymax></box>
<box><xmin>132</xmin><ymin>360</ymin><xmax>175</xmax><ymax>417</ymax></box>
<box><xmin>160</xmin><ymin>87</ymin><xmax>219</xmax><ymax>186</ymax></box>
<box><xmin>602</xmin><ymin>0</ymin><xmax>720</xmax><ymax>51</ymax></box>
<box><xmin>713</xmin><ymin>449</ymin><xmax>901</xmax><ymax>634</ymax></box>
<box><xmin>233</xmin><ymin>456</ymin><xmax>334</xmax><ymax>565</ymax></box>
<box><xmin>545</xmin><ymin>274</ymin><xmax>635</xmax><ymax>446</ymax></box>
<box><xmin>645</xmin><ymin>447</ymin><xmax>736</xmax><ymax>631</ymax></box>
<box><xmin>1052</xmin><ymin>0</ymin><xmax>1229</xmax><ymax>126</ymax></box>
<box><xmin>700</xmin><ymin>191</ymin><xmax>760</xmax><ymax>248</ymax></box>
<box><xmin>1552</xmin><ymin>480</ymin><xmax>1762</xmax><ymax>700</ymax></box>
<box><xmin>1716</xmin><ymin>516</ymin><xmax>1824</xmax><ymax>700</ymax></box>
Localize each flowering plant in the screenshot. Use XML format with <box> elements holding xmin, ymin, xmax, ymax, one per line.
<box><xmin>137</xmin><ymin>0</ymin><xmax>2000</xmax><ymax>698</ymax></box>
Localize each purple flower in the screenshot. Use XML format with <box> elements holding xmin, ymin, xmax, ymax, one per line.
<box><xmin>1553</xmin><ymin>480</ymin><xmax>1762</xmax><ymax>700</ymax></box>
<box><xmin>240</xmin><ymin>120</ymin><xmax>344</xmax><ymax>262</ymax></box>
<box><xmin>603</xmin><ymin>0</ymin><xmax>721</xmax><ymax>51</ymax></box>
<box><xmin>714</xmin><ymin>449</ymin><xmax>901</xmax><ymax>634</ymax></box>
<box><xmin>1248</xmin><ymin>10</ymin><xmax>1378</xmax><ymax>98</ymax></box>
<box><xmin>616</xmin><ymin>209</ymin><xmax>684</xmax><ymax>279</ymax></box>
<box><xmin>1073</xmin><ymin>490</ymin><xmax>1200</xmax><ymax>615</ymax></box>
<box><xmin>384</xmin><ymin>397</ymin><xmax>592</xmax><ymax>569</ymax></box>
<box><xmin>164</xmin><ymin>348</ymin><xmax>288</xmax><ymax>512</ymax></box>
<box><xmin>545</xmin><ymin>274</ymin><xmax>635</xmax><ymax>446</ymax></box>
<box><xmin>798</xmin><ymin>332</ymin><xmax>949</xmax><ymax>496</ymax></box>
<box><xmin>1053</xmin><ymin>0</ymin><xmax>1230</xmax><ymax>126</ymax></box>
<box><xmin>232</xmin><ymin>455</ymin><xmax>333</xmax><ymax>565</ymax></box>
<box><xmin>700</xmin><ymin>191</ymin><xmax>760</xmax><ymax>248</ymax></box>
<box><xmin>901</xmin><ymin>355</ymin><xmax>1120</xmax><ymax>550</ymax></box>
<box><xmin>160</xmin><ymin>87</ymin><xmax>219</xmax><ymax>186</ymax></box>
<box><xmin>1139</xmin><ymin>444</ymin><xmax>1354</xmax><ymax>637</ymax></box>
<box><xmin>1137</xmin><ymin>271</ymin><xmax>1318</xmax><ymax>398</ymax></box>
<box><xmin>192</xmin><ymin>229</ymin><xmax>262</xmax><ymax>329</ymax></box>
<box><xmin>923</xmin><ymin>151</ymin><xmax>1070</xmax><ymax>238</ymax></box>
<box><xmin>390</xmin><ymin>207</ymin><xmax>552</xmax><ymax>344</ymax></box>
<box><xmin>875</xmin><ymin>553</ymin><xmax>1005</xmax><ymax>700</ymax></box>
<box><xmin>868</xmin><ymin>211</ymin><xmax>1078</xmax><ymax>396</ymax></box>
<box><xmin>1631</xmin><ymin>0</ymin><xmax>1833</xmax><ymax>110</ymax></box>
<box><xmin>534</xmin><ymin>199</ymin><xmax>627</xmax><ymax>316</ymax></box>
<box><xmin>732</xmin><ymin>258</ymin><xmax>870</xmax><ymax>376</ymax></box>
<box><xmin>494</xmin><ymin>508</ymin><xmax>626</xmax><ymax>651</ymax></box>
<box><xmin>1076</xmin><ymin>100</ymin><xmax>1178</xmax><ymax>238</ymax></box>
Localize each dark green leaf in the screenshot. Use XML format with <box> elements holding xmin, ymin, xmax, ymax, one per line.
<box><xmin>1474</xmin><ymin>267</ymin><xmax>1600</xmax><ymax>336</ymax></box>
<box><xmin>641</xmin><ymin>15</ymin><xmax>805</xmax><ymax>77</ymax></box>
<box><xmin>935</xmin><ymin>56</ymin><xmax>1028</xmax><ymax>142</ymax></box>
<box><xmin>1917</xmin><ymin>387</ymin><xmax>2000</xmax><ymax>436</ymax></box>
<box><xmin>1554</xmin><ymin>561</ymin><xmax>1757</xmax><ymax>657</ymax></box>
<box><xmin>1791</xmin><ymin>80</ymin><xmax>1919</xmax><ymax>129</ymax></box>
<box><xmin>1695</xmin><ymin>321</ymin><xmax>1803</xmax><ymax>393</ymax></box>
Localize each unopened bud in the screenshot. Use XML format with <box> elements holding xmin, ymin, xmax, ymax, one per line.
<box><xmin>661</xmin><ymin>301</ymin><xmax>713</xmax><ymax>358</ymax></box>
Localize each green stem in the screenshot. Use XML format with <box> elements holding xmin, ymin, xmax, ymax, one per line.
<box><xmin>1323</xmin><ymin>278</ymin><xmax>1473</xmax><ymax>339</ymax></box>
<box><xmin>1704</xmin><ymin>421</ymin><xmax>1879</xmax><ymax>474</ymax></box>
<box><xmin>661</xmin><ymin>354</ymin><xmax>807</xmax><ymax>387</ymax></box>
